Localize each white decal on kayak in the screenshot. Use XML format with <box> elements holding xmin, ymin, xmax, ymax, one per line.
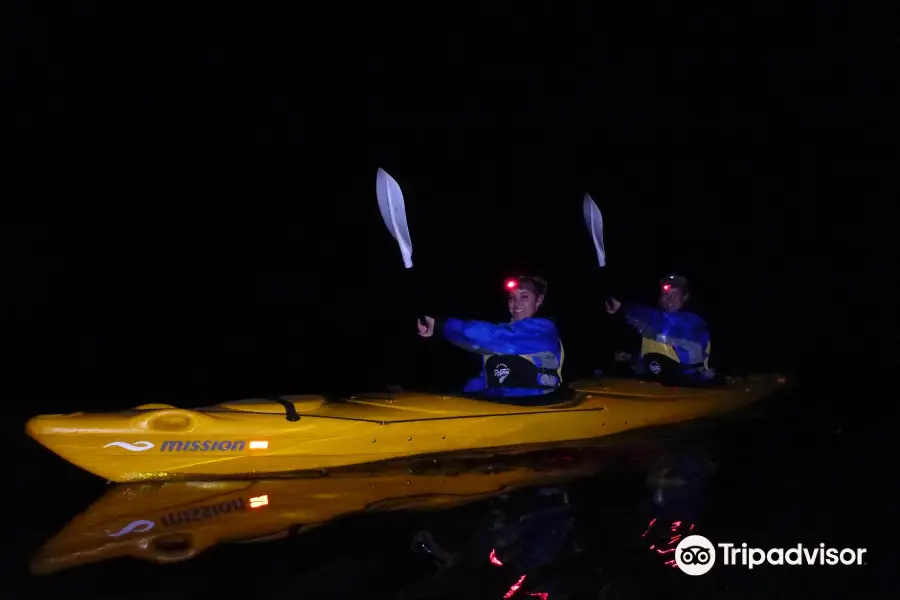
<box><xmin>494</xmin><ymin>363</ymin><xmax>510</xmax><ymax>384</ymax></box>
<box><xmin>106</xmin><ymin>519</ymin><xmax>155</xmax><ymax>537</ymax></box>
<box><xmin>103</xmin><ymin>441</ymin><xmax>155</xmax><ymax>452</ymax></box>
<box><xmin>649</xmin><ymin>361</ymin><xmax>662</xmax><ymax>375</ymax></box>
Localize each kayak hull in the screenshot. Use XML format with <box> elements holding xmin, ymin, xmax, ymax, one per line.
<box><xmin>25</xmin><ymin>375</ymin><xmax>786</xmax><ymax>482</ymax></box>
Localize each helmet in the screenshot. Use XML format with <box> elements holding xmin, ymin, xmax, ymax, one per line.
<box><xmin>660</xmin><ymin>274</ymin><xmax>688</xmax><ymax>293</ymax></box>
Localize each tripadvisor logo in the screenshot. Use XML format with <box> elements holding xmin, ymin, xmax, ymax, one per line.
<box><xmin>674</xmin><ymin>535</ymin><xmax>867</xmax><ymax>576</ymax></box>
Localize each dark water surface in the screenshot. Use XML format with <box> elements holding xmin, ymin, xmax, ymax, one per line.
<box><xmin>3</xmin><ymin>380</ymin><xmax>891</xmax><ymax>600</ymax></box>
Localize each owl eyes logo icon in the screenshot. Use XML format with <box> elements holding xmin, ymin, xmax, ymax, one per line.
<box><xmin>675</xmin><ymin>535</ymin><xmax>716</xmax><ymax>575</ymax></box>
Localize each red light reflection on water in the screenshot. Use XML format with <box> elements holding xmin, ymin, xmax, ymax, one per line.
<box><xmin>488</xmin><ymin>551</ymin><xmax>549</xmax><ymax>598</ymax></box>
<box><xmin>645</xmin><ymin>518</ymin><xmax>695</xmax><ymax>568</ymax></box>
<box><xmin>504</xmin><ymin>574</ymin><xmax>527</xmax><ymax>598</ymax></box>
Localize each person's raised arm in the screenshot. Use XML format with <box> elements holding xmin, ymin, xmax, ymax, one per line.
<box><xmin>436</xmin><ymin>317</ymin><xmax>558</xmax><ymax>356</ymax></box>
<box><xmin>618</xmin><ymin>303</ymin><xmax>662</xmax><ymax>339</ymax></box>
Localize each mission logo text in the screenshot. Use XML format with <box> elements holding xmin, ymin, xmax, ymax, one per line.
<box><xmin>103</xmin><ymin>440</ymin><xmax>247</xmax><ymax>452</ymax></box>
<box><xmin>160</xmin><ymin>440</ymin><xmax>246</xmax><ymax>452</ymax></box>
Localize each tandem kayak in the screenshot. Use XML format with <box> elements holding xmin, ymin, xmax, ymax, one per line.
<box><xmin>31</xmin><ymin>451</ymin><xmax>609</xmax><ymax>574</ymax></box>
<box><xmin>25</xmin><ymin>374</ymin><xmax>786</xmax><ymax>482</ymax></box>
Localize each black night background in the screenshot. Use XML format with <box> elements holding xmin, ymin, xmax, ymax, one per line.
<box><xmin>1</xmin><ymin>2</ymin><xmax>894</xmax><ymax>599</ymax></box>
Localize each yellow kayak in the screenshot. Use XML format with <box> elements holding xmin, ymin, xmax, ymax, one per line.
<box><xmin>25</xmin><ymin>374</ymin><xmax>786</xmax><ymax>483</ymax></box>
<box><xmin>31</xmin><ymin>452</ymin><xmax>609</xmax><ymax>575</ymax></box>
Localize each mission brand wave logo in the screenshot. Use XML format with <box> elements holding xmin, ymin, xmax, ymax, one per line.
<box><xmin>106</xmin><ymin>519</ymin><xmax>155</xmax><ymax>537</ymax></box>
<box><xmin>103</xmin><ymin>440</ymin><xmax>248</xmax><ymax>452</ymax></box>
<box><xmin>103</xmin><ymin>441</ymin><xmax>154</xmax><ymax>451</ymax></box>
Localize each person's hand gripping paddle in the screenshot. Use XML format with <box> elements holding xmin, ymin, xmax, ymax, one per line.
<box><xmin>375</xmin><ymin>168</ymin><xmax>431</xmax><ymax>335</ymax></box>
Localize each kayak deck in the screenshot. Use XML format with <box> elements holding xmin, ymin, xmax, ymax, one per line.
<box><xmin>25</xmin><ymin>375</ymin><xmax>786</xmax><ymax>482</ymax></box>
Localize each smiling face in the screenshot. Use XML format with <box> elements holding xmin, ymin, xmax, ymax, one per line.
<box><xmin>508</xmin><ymin>288</ymin><xmax>543</xmax><ymax>322</ymax></box>
<box><xmin>659</xmin><ymin>284</ymin><xmax>688</xmax><ymax>312</ymax></box>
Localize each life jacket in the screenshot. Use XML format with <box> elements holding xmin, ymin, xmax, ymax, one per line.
<box><xmin>482</xmin><ymin>342</ymin><xmax>564</xmax><ymax>390</ymax></box>
<box><xmin>639</xmin><ymin>337</ymin><xmax>711</xmax><ymax>380</ymax></box>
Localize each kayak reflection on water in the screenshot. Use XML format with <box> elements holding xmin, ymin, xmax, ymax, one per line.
<box><xmin>30</xmin><ymin>440</ymin><xmax>720</xmax><ymax>598</ymax></box>
<box><xmin>29</xmin><ymin>449</ymin><xmax>611</xmax><ymax>577</ymax></box>
<box><xmin>416</xmin><ymin>275</ymin><xmax>566</xmax><ymax>405</ymax></box>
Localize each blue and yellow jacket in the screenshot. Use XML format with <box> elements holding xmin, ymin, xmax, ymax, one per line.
<box><xmin>620</xmin><ymin>304</ymin><xmax>714</xmax><ymax>381</ymax></box>
<box><xmin>436</xmin><ymin>316</ymin><xmax>564</xmax><ymax>398</ymax></box>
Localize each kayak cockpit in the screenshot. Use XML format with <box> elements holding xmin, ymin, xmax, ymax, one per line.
<box><xmin>454</xmin><ymin>385</ymin><xmax>581</xmax><ymax>407</ymax></box>
<box><xmin>218</xmin><ymin>395</ymin><xmax>327</xmax><ymax>414</ymax></box>
<box><xmin>347</xmin><ymin>385</ymin><xmax>583</xmax><ymax>408</ymax></box>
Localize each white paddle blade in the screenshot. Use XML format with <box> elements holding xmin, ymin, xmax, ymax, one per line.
<box><xmin>582</xmin><ymin>193</ymin><xmax>606</xmax><ymax>267</ymax></box>
<box><xmin>376</xmin><ymin>168</ymin><xmax>414</xmax><ymax>269</ymax></box>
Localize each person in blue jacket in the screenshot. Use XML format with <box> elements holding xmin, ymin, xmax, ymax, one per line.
<box><xmin>416</xmin><ymin>275</ymin><xmax>564</xmax><ymax>401</ymax></box>
<box><xmin>605</xmin><ymin>274</ymin><xmax>715</xmax><ymax>385</ymax></box>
